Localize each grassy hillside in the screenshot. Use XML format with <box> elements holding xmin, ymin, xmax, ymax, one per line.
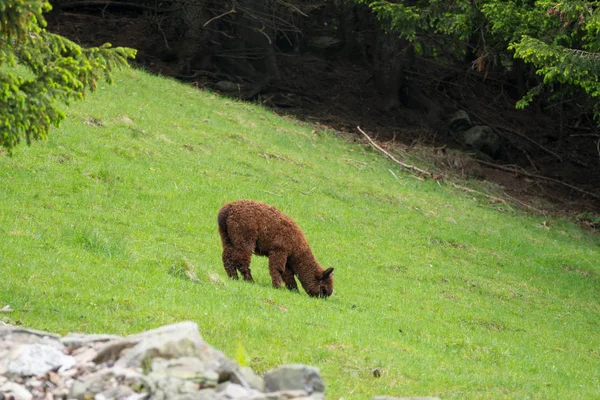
<box><xmin>1</xmin><ymin>69</ymin><xmax>599</xmax><ymax>399</ymax></box>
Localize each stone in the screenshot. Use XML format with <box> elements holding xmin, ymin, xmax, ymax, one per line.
<box><xmin>72</xmin><ymin>346</ymin><xmax>99</xmax><ymax>363</ymax></box>
<box><xmin>0</xmin><ymin>326</ymin><xmax>61</xmax><ymax>342</ymax></box>
<box><xmin>147</xmin><ymin>372</ymin><xmax>202</xmax><ymax>399</ymax></box>
<box><xmin>7</xmin><ymin>344</ymin><xmax>76</xmax><ymax>376</ymax></box>
<box><xmin>146</xmin><ymin>373</ymin><xmax>185</xmax><ymax>399</ymax></box>
<box><xmin>264</xmin><ymin>364</ymin><xmax>325</xmax><ymax>394</ymax></box>
<box><xmin>0</xmin><ymin>381</ymin><xmax>33</xmax><ymax>400</ymax></box>
<box><xmin>122</xmin><ymin>394</ymin><xmax>150</xmax><ymax>400</ymax></box>
<box><xmin>173</xmin><ymin>389</ymin><xmax>218</xmax><ymax>400</ymax></box>
<box><xmin>115</xmin><ymin>322</ymin><xmax>237</xmax><ymax>380</ymax></box>
<box><xmin>61</xmin><ymin>333</ymin><xmax>123</xmax><ymax>350</ymax></box>
<box><xmin>150</xmin><ymin>357</ymin><xmax>218</xmax><ymax>388</ymax></box>
<box><xmin>461</xmin><ymin>125</ymin><xmax>503</xmax><ymax>159</ymax></box>
<box><xmin>69</xmin><ymin>380</ymin><xmax>88</xmax><ymax>399</ymax></box>
<box><xmin>93</xmin><ymin>338</ymin><xmax>139</xmax><ymax>364</ymax></box>
<box><xmin>216</xmin><ymin>382</ymin><xmax>265</xmax><ymax>399</ymax></box>
<box><xmin>447</xmin><ymin>110</ymin><xmax>472</xmax><ymax>134</ymax></box>
<box><xmin>72</xmin><ymin>367</ymin><xmax>153</xmax><ymax>399</ymax></box>
<box><xmin>213</xmin><ymin>81</ymin><xmax>239</xmax><ymax>92</ymax></box>
<box><xmin>0</xmin><ymin>321</ymin><xmax>416</xmax><ymax>400</ymax></box>
<box><xmin>231</xmin><ymin>366</ymin><xmax>266</xmax><ymax>392</ymax></box>
<box><xmin>308</xmin><ymin>36</ymin><xmax>344</xmax><ymax>50</ymax></box>
<box><xmin>0</xmin><ymin>325</ymin><xmax>65</xmax><ymax>376</ymax></box>
<box><xmin>263</xmin><ymin>390</ymin><xmax>311</xmax><ymax>399</ymax></box>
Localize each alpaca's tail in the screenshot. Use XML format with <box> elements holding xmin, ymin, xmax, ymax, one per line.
<box><xmin>217</xmin><ymin>204</ymin><xmax>231</xmax><ymax>245</ymax></box>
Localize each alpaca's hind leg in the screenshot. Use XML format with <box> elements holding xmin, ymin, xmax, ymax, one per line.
<box><xmin>282</xmin><ymin>268</ymin><xmax>298</xmax><ymax>291</ymax></box>
<box><xmin>222</xmin><ymin>247</ymin><xmax>238</xmax><ymax>279</ymax></box>
<box><xmin>222</xmin><ymin>246</ymin><xmax>253</xmax><ymax>281</ymax></box>
<box><xmin>238</xmin><ymin>258</ymin><xmax>254</xmax><ymax>281</ymax></box>
<box><xmin>268</xmin><ymin>251</ymin><xmax>287</xmax><ymax>288</ymax></box>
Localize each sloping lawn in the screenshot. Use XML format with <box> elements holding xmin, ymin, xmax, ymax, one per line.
<box><xmin>1</xmin><ymin>68</ymin><xmax>599</xmax><ymax>399</ymax></box>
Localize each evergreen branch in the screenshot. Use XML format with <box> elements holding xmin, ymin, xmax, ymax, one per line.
<box><xmin>0</xmin><ymin>0</ymin><xmax>136</xmax><ymax>153</ymax></box>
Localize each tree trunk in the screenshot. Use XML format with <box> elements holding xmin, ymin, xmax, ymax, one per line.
<box><xmin>175</xmin><ymin>0</ymin><xmax>210</xmax><ymax>75</ymax></box>
<box><xmin>373</xmin><ymin>30</ymin><xmax>414</xmax><ymax>111</ymax></box>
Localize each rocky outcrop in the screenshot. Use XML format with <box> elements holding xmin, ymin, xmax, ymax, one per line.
<box><xmin>446</xmin><ymin>110</ymin><xmax>505</xmax><ymax>160</ymax></box>
<box><xmin>0</xmin><ymin>322</ymin><xmax>440</xmax><ymax>400</ymax></box>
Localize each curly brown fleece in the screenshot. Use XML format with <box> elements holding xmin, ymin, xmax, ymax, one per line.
<box><xmin>218</xmin><ymin>200</ymin><xmax>334</xmax><ymax>298</ymax></box>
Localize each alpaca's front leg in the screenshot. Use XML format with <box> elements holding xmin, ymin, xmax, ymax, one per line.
<box><xmin>268</xmin><ymin>251</ymin><xmax>287</xmax><ymax>288</ymax></box>
<box><xmin>282</xmin><ymin>267</ymin><xmax>299</xmax><ymax>291</ymax></box>
<box><xmin>222</xmin><ymin>246</ymin><xmax>253</xmax><ymax>281</ymax></box>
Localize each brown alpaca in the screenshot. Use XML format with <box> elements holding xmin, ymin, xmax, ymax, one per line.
<box><xmin>217</xmin><ymin>200</ymin><xmax>334</xmax><ymax>297</ymax></box>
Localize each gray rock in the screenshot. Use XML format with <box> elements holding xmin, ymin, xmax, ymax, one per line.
<box><xmin>0</xmin><ymin>322</ymin><xmax>336</xmax><ymax>400</ymax></box>
<box><xmin>150</xmin><ymin>357</ymin><xmax>219</xmax><ymax>388</ymax></box>
<box><xmin>72</xmin><ymin>366</ymin><xmax>154</xmax><ymax>399</ymax></box>
<box><xmin>263</xmin><ymin>390</ymin><xmax>312</xmax><ymax>399</ymax></box>
<box><xmin>231</xmin><ymin>366</ymin><xmax>265</xmax><ymax>392</ymax></box>
<box><xmin>0</xmin><ymin>326</ymin><xmax>61</xmax><ymax>341</ymax></box>
<box><xmin>216</xmin><ymin>382</ymin><xmax>265</xmax><ymax>399</ymax></box>
<box><xmin>213</xmin><ymin>81</ymin><xmax>239</xmax><ymax>92</ymax></box>
<box><xmin>461</xmin><ymin>125</ymin><xmax>502</xmax><ymax>159</ymax></box>
<box><xmin>61</xmin><ymin>332</ymin><xmax>124</xmax><ymax>350</ymax></box>
<box><xmin>173</xmin><ymin>389</ymin><xmax>219</xmax><ymax>400</ymax></box>
<box><xmin>69</xmin><ymin>379</ymin><xmax>88</xmax><ymax>399</ymax></box>
<box><xmin>0</xmin><ymin>381</ymin><xmax>33</xmax><ymax>400</ymax></box>
<box><xmin>7</xmin><ymin>343</ymin><xmax>76</xmax><ymax>376</ymax></box>
<box><xmin>0</xmin><ymin>325</ymin><xmax>65</xmax><ymax>375</ymax></box>
<box><xmin>113</xmin><ymin>322</ymin><xmax>237</xmax><ymax>380</ymax></box>
<box><xmin>264</xmin><ymin>364</ymin><xmax>325</xmax><ymax>394</ymax></box>
<box><xmin>93</xmin><ymin>338</ymin><xmax>139</xmax><ymax>364</ymax></box>
<box><xmin>308</xmin><ymin>36</ymin><xmax>343</xmax><ymax>50</ymax></box>
<box><xmin>147</xmin><ymin>372</ymin><xmax>198</xmax><ymax>400</ymax></box>
<box><xmin>124</xmin><ymin>394</ymin><xmax>151</xmax><ymax>400</ymax></box>
<box><xmin>72</xmin><ymin>345</ymin><xmax>99</xmax><ymax>363</ymax></box>
<box><xmin>447</xmin><ymin>110</ymin><xmax>472</xmax><ymax>134</ymax></box>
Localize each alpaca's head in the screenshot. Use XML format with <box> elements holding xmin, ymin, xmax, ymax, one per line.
<box><xmin>308</xmin><ymin>267</ymin><xmax>334</xmax><ymax>298</ymax></box>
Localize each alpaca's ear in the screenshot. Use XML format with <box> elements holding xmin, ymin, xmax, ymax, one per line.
<box><xmin>321</xmin><ymin>267</ymin><xmax>334</xmax><ymax>281</ymax></box>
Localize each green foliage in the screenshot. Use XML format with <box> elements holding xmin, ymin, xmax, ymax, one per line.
<box><xmin>509</xmin><ymin>2</ymin><xmax>600</xmax><ymax>112</ymax></box>
<box><xmin>480</xmin><ymin>1</ymin><xmax>551</xmax><ymax>41</ymax></box>
<box><xmin>358</xmin><ymin>0</ymin><xmax>600</xmax><ymax>118</ymax></box>
<box><xmin>359</xmin><ymin>1</ymin><xmax>421</xmax><ymax>39</ymax></box>
<box><xmin>0</xmin><ymin>0</ymin><xmax>136</xmax><ymax>153</ymax></box>
<box><xmin>511</xmin><ymin>37</ymin><xmax>600</xmax><ymax>106</ymax></box>
<box><xmin>235</xmin><ymin>342</ymin><xmax>251</xmax><ymax>367</ymax></box>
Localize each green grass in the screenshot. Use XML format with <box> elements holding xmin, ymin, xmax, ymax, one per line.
<box><xmin>1</xmin><ymin>69</ymin><xmax>599</xmax><ymax>399</ymax></box>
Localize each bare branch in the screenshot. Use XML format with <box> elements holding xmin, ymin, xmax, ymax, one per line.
<box><xmin>276</xmin><ymin>0</ymin><xmax>308</xmax><ymax>17</ymax></box>
<box><xmin>357</xmin><ymin>126</ymin><xmax>508</xmax><ymax>205</ymax></box>
<box><xmin>203</xmin><ymin>6</ymin><xmax>237</xmax><ymax>28</ymax></box>
<box><xmin>489</xmin><ymin>124</ymin><xmax>563</xmax><ymax>162</ymax></box>
<box><xmin>357</xmin><ymin>126</ymin><xmax>434</xmax><ymax>178</ymax></box>
<box><xmin>476</xmin><ymin>159</ymin><xmax>600</xmax><ymax>201</ymax></box>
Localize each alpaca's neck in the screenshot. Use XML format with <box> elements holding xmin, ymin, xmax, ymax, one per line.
<box><xmin>290</xmin><ymin>248</ymin><xmax>322</xmax><ymax>283</ymax></box>
<box><xmin>290</xmin><ymin>247</ymin><xmax>317</xmax><ymax>266</ymax></box>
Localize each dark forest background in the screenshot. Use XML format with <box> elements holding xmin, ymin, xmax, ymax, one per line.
<box><xmin>44</xmin><ymin>0</ymin><xmax>600</xmax><ymax>215</ymax></box>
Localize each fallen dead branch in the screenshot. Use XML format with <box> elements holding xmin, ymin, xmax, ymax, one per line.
<box><xmin>357</xmin><ymin>126</ymin><xmax>435</xmax><ymax>178</ymax></box>
<box><xmin>446</xmin><ymin>181</ymin><xmax>508</xmax><ymax>205</ymax></box>
<box><xmin>489</xmin><ymin>124</ymin><xmax>563</xmax><ymax>162</ymax></box>
<box><xmin>357</xmin><ymin>126</ymin><xmax>508</xmax><ymax>205</ymax></box>
<box><xmin>475</xmin><ymin>159</ymin><xmax>600</xmax><ymax>201</ymax></box>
